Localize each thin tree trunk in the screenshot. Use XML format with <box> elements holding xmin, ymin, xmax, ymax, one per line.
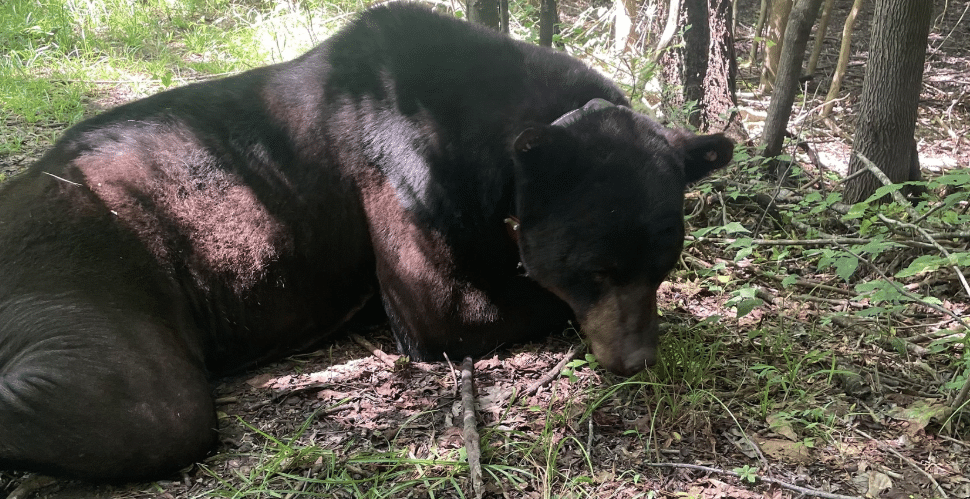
<box><xmin>761</xmin><ymin>0</ymin><xmax>824</xmax><ymax>159</ymax></box>
<box><xmin>749</xmin><ymin>0</ymin><xmax>769</xmax><ymax>64</ymax></box>
<box><xmin>731</xmin><ymin>0</ymin><xmax>739</xmax><ymax>35</ymax></box>
<box><xmin>844</xmin><ymin>0</ymin><xmax>932</xmax><ymax>203</ymax></box>
<box><xmin>615</xmin><ymin>0</ymin><xmax>637</xmax><ymax>52</ymax></box>
<box><xmin>760</xmin><ymin>0</ymin><xmax>792</xmax><ymax>91</ymax></box>
<box><xmin>654</xmin><ymin>0</ymin><xmax>682</xmax><ymax>61</ymax></box>
<box><xmin>820</xmin><ymin>0</ymin><xmax>864</xmax><ymax>118</ymax></box>
<box><xmin>539</xmin><ymin>0</ymin><xmax>560</xmax><ymax>47</ymax></box>
<box><xmin>683</xmin><ymin>0</ymin><xmax>709</xmax><ymax>129</ymax></box>
<box><xmin>806</xmin><ymin>0</ymin><xmax>835</xmax><ymax>76</ymax></box>
<box><xmin>500</xmin><ymin>0</ymin><xmax>510</xmax><ymax>34</ymax></box>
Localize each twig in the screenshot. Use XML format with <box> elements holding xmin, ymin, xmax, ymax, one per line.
<box><xmin>852</xmin><ymin>428</ymin><xmax>948</xmax><ymax>499</ymax></box>
<box><xmin>350</xmin><ymin>333</ymin><xmax>399</xmax><ymax>367</ymax></box>
<box><xmin>507</xmin><ymin>344</ymin><xmax>585</xmax><ymax>405</ymax></box>
<box><xmin>461</xmin><ymin>357</ymin><xmax>484</xmax><ymax>499</ymax></box>
<box><xmin>42</xmin><ymin>171</ymin><xmax>81</xmax><ymax>186</ymax></box>
<box><xmin>442</xmin><ymin>352</ymin><xmax>460</xmax><ymax>398</ymax></box>
<box><xmin>875</xmin><ymin>212</ymin><xmax>970</xmax><ymax>299</ymax></box>
<box><xmin>643</xmin><ymin>462</ymin><xmax>862</xmax><ymax>499</ymax></box>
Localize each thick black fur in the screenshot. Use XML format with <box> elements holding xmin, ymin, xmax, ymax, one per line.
<box><xmin>0</xmin><ymin>3</ymin><xmax>732</xmax><ymax>481</ymax></box>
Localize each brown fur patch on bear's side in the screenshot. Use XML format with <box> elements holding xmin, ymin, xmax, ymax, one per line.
<box><xmin>75</xmin><ymin>124</ymin><xmax>291</xmax><ymax>293</ymax></box>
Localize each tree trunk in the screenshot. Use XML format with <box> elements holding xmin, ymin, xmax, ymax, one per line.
<box><xmin>760</xmin><ymin>0</ymin><xmax>792</xmax><ymax>91</ymax></box>
<box><xmin>761</xmin><ymin>0</ymin><xmax>823</xmax><ymax>159</ymax></box>
<box><xmin>820</xmin><ymin>0</ymin><xmax>864</xmax><ymax>118</ymax></box>
<box><xmin>500</xmin><ymin>0</ymin><xmax>510</xmax><ymax>34</ymax></box>
<box><xmin>806</xmin><ymin>0</ymin><xmax>835</xmax><ymax>76</ymax></box>
<box><xmin>703</xmin><ymin>0</ymin><xmax>745</xmax><ymax>139</ymax></box>
<box><xmin>657</xmin><ymin>0</ymin><xmax>744</xmax><ymax>139</ymax></box>
<box><xmin>749</xmin><ymin>0</ymin><xmax>769</xmax><ymax>64</ymax></box>
<box><xmin>468</xmin><ymin>0</ymin><xmax>501</xmax><ymax>30</ymax></box>
<box><xmin>539</xmin><ymin>0</ymin><xmax>560</xmax><ymax>47</ymax></box>
<box><xmin>683</xmin><ymin>0</ymin><xmax>709</xmax><ymax>129</ymax></box>
<box><xmin>844</xmin><ymin>0</ymin><xmax>932</xmax><ymax>203</ymax></box>
<box><xmin>653</xmin><ymin>0</ymin><xmax>682</xmax><ymax>61</ymax></box>
<box><xmin>614</xmin><ymin>0</ymin><xmax>637</xmax><ymax>52</ymax></box>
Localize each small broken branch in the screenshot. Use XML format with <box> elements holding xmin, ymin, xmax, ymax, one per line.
<box><xmin>461</xmin><ymin>357</ymin><xmax>484</xmax><ymax>499</ymax></box>
<box><xmin>350</xmin><ymin>333</ymin><xmax>400</xmax><ymax>368</ymax></box>
<box><xmin>507</xmin><ymin>343</ymin><xmax>585</xmax><ymax>405</ymax></box>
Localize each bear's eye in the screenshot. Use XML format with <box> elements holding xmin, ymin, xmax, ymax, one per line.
<box><xmin>591</xmin><ymin>268</ymin><xmax>615</xmax><ymax>284</ymax></box>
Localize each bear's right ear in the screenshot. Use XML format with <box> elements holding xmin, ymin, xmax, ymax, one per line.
<box><xmin>668</xmin><ymin>132</ymin><xmax>734</xmax><ymax>183</ymax></box>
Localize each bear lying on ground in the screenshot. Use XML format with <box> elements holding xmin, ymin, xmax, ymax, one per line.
<box><xmin>0</xmin><ymin>3</ymin><xmax>733</xmax><ymax>482</ymax></box>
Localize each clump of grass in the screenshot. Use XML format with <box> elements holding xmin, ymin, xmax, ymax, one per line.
<box><xmin>0</xmin><ymin>0</ymin><xmax>359</xmax><ymax>156</ymax></box>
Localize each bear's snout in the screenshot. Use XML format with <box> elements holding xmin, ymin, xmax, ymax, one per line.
<box><xmin>580</xmin><ymin>283</ymin><xmax>660</xmax><ymax>376</ymax></box>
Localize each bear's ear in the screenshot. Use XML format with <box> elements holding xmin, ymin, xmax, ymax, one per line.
<box><xmin>665</xmin><ymin>130</ymin><xmax>735</xmax><ymax>183</ymax></box>
<box><xmin>513</xmin><ymin>127</ymin><xmax>548</xmax><ymax>155</ymax></box>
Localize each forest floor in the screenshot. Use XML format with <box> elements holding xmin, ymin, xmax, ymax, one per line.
<box><xmin>1</xmin><ymin>0</ymin><xmax>969</xmax><ymax>498</ymax></box>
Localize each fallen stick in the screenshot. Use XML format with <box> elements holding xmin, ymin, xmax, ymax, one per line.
<box><xmin>644</xmin><ymin>462</ymin><xmax>862</xmax><ymax>499</ymax></box>
<box><xmin>852</xmin><ymin>428</ymin><xmax>948</xmax><ymax>499</ymax></box>
<box><xmin>350</xmin><ymin>333</ymin><xmax>400</xmax><ymax>367</ymax></box>
<box><xmin>461</xmin><ymin>356</ymin><xmax>484</xmax><ymax>499</ymax></box>
<box><xmin>507</xmin><ymin>344</ymin><xmax>585</xmax><ymax>406</ymax></box>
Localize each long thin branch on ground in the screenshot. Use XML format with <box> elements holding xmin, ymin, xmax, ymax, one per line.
<box><xmin>461</xmin><ymin>357</ymin><xmax>484</xmax><ymax>499</ymax></box>
<box><xmin>852</xmin><ymin>428</ymin><xmax>948</xmax><ymax>499</ymax></box>
<box><xmin>643</xmin><ymin>462</ymin><xmax>862</xmax><ymax>499</ymax></box>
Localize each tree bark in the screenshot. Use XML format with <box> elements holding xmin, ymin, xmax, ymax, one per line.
<box><xmin>468</xmin><ymin>0</ymin><xmax>501</xmax><ymax>30</ymax></box>
<box><xmin>844</xmin><ymin>0</ymin><xmax>932</xmax><ymax>203</ymax></box>
<box><xmin>761</xmin><ymin>0</ymin><xmax>824</xmax><ymax>159</ymax></box>
<box><xmin>539</xmin><ymin>0</ymin><xmax>560</xmax><ymax>47</ymax></box>
<box><xmin>703</xmin><ymin>0</ymin><xmax>745</xmax><ymax>139</ymax></box>
<box><xmin>657</xmin><ymin>0</ymin><xmax>744</xmax><ymax>139</ymax></box>
<box><xmin>760</xmin><ymin>0</ymin><xmax>793</xmax><ymax>91</ymax></box>
<box><xmin>683</xmin><ymin>0</ymin><xmax>709</xmax><ymax>129</ymax></box>
<box><xmin>820</xmin><ymin>0</ymin><xmax>864</xmax><ymax>118</ymax></box>
<box><xmin>614</xmin><ymin>0</ymin><xmax>637</xmax><ymax>52</ymax></box>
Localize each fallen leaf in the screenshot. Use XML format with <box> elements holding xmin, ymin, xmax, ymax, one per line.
<box><xmin>867</xmin><ymin>470</ymin><xmax>893</xmax><ymax>497</ymax></box>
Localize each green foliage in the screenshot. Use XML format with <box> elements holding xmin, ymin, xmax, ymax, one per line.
<box><xmin>733</xmin><ymin>465</ymin><xmax>758</xmax><ymax>484</ymax></box>
<box><xmin>562</xmin><ymin>353</ymin><xmax>599</xmax><ymax>383</ymax></box>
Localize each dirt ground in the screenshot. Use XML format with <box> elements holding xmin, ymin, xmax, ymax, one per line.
<box><xmin>1</xmin><ymin>0</ymin><xmax>969</xmax><ymax>497</ymax></box>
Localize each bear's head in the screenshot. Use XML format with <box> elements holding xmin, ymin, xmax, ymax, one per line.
<box><xmin>512</xmin><ymin>105</ymin><xmax>733</xmax><ymax>376</ymax></box>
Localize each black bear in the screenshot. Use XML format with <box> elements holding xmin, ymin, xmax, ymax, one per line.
<box><xmin>0</xmin><ymin>3</ymin><xmax>733</xmax><ymax>482</ymax></box>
